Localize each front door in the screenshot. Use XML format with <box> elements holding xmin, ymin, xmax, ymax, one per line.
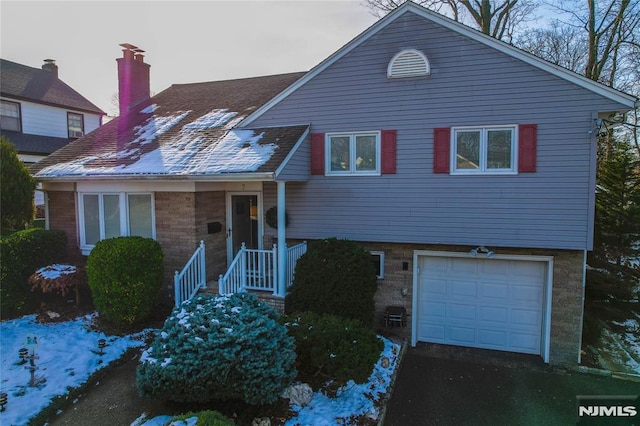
<box><xmin>227</xmin><ymin>193</ymin><xmax>261</xmax><ymax>263</ymax></box>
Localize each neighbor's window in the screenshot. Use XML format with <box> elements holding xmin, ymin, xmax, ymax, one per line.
<box><xmin>370</xmin><ymin>251</ymin><xmax>385</xmax><ymax>279</ymax></box>
<box><xmin>1</xmin><ymin>100</ymin><xmax>21</xmax><ymax>131</ymax></box>
<box><xmin>452</xmin><ymin>126</ymin><xmax>516</xmax><ymax>174</ymax></box>
<box><xmin>67</xmin><ymin>112</ymin><xmax>84</xmax><ymax>138</ymax></box>
<box><xmin>327</xmin><ymin>132</ymin><xmax>380</xmax><ymax>175</ymax></box>
<box><xmin>79</xmin><ymin>193</ymin><xmax>154</xmax><ymax>250</ymax></box>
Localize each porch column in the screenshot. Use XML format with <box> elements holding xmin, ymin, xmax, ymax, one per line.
<box><xmin>277</xmin><ymin>181</ymin><xmax>287</xmax><ymax>297</ymax></box>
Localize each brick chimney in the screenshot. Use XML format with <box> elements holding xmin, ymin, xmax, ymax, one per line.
<box><xmin>117</xmin><ymin>43</ymin><xmax>150</xmax><ymax>116</ymax></box>
<box><xmin>42</xmin><ymin>59</ymin><xmax>58</xmax><ymax>78</ymax></box>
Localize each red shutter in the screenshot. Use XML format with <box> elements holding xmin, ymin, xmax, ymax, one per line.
<box><xmin>381</xmin><ymin>130</ymin><xmax>397</xmax><ymax>174</ymax></box>
<box><xmin>518</xmin><ymin>124</ymin><xmax>537</xmax><ymax>173</ymax></box>
<box><xmin>433</xmin><ymin>127</ymin><xmax>450</xmax><ymax>173</ymax></box>
<box><xmin>310</xmin><ymin>133</ymin><xmax>325</xmax><ymax>175</ymax></box>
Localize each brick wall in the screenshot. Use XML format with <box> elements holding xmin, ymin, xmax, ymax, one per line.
<box><xmin>47</xmin><ymin>191</ymin><xmax>78</xmax><ymax>248</ymax></box>
<box><xmin>195</xmin><ymin>191</ymin><xmax>227</xmax><ymax>281</ymax></box>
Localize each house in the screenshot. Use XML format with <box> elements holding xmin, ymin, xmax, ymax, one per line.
<box><xmin>31</xmin><ymin>4</ymin><xmax>638</xmax><ymax>366</ymax></box>
<box><xmin>1</xmin><ymin>58</ymin><xmax>105</xmax><ymax>164</ymax></box>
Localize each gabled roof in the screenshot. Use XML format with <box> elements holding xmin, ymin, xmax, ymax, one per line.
<box><xmin>1</xmin><ymin>130</ymin><xmax>72</xmax><ymax>156</ymax></box>
<box><xmin>241</xmin><ymin>1</ymin><xmax>637</xmax><ymax>127</ymax></box>
<box><xmin>0</xmin><ymin>59</ymin><xmax>105</xmax><ymax>115</ymax></box>
<box><xmin>32</xmin><ymin>72</ymin><xmax>308</xmax><ymax>180</ymax></box>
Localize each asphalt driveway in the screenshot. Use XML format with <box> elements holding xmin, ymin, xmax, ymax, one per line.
<box><xmin>384</xmin><ymin>344</ymin><xmax>639</xmax><ymax>426</ymax></box>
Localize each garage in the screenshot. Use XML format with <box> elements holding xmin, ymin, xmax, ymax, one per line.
<box><xmin>412</xmin><ymin>252</ymin><xmax>552</xmax><ymax>359</ymax></box>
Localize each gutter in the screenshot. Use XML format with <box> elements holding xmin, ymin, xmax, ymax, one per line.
<box><xmin>34</xmin><ymin>172</ymin><xmax>276</xmax><ymax>183</ymax></box>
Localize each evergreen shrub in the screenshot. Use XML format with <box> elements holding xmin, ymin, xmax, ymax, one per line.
<box><xmin>0</xmin><ymin>137</ymin><xmax>35</xmax><ymax>232</ymax></box>
<box><xmin>282</xmin><ymin>311</ymin><xmax>383</xmax><ymax>384</ymax></box>
<box><xmin>136</xmin><ymin>293</ymin><xmax>297</xmax><ymax>405</ymax></box>
<box><xmin>170</xmin><ymin>410</ymin><xmax>234</xmax><ymax>426</ymax></box>
<box><xmin>86</xmin><ymin>236</ymin><xmax>163</xmax><ymax>325</ymax></box>
<box><xmin>289</xmin><ymin>238</ymin><xmax>378</xmax><ymax>325</ymax></box>
<box><xmin>0</xmin><ymin>229</ymin><xmax>67</xmax><ymax>318</ymax></box>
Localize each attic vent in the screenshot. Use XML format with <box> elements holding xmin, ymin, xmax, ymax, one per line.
<box><xmin>387</xmin><ymin>49</ymin><xmax>430</xmax><ymax>78</ymax></box>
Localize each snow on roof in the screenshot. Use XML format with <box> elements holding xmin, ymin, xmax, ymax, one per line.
<box><xmin>36</xmin><ymin>109</ymin><xmax>278</xmax><ymax>177</ymax></box>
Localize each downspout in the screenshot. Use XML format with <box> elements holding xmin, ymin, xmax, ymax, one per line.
<box><xmin>277</xmin><ymin>181</ymin><xmax>287</xmax><ymax>297</ymax></box>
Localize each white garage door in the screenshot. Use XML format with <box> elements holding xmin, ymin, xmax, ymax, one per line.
<box><xmin>416</xmin><ymin>255</ymin><xmax>546</xmax><ymax>355</ymax></box>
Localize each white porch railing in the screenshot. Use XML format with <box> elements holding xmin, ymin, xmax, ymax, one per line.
<box><xmin>219</xmin><ymin>241</ymin><xmax>307</xmax><ymax>296</ymax></box>
<box><xmin>174</xmin><ymin>241</ymin><xmax>206</xmax><ymax>306</ymax></box>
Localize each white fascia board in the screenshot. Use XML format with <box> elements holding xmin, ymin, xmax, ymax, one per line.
<box><xmin>274</xmin><ymin>125</ymin><xmax>311</xmax><ymax>179</ymax></box>
<box><xmin>241</xmin><ymin>2</ymin><xmax>636</xmax><ymax>128</ymax></box>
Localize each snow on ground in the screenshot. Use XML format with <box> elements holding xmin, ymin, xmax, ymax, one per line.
<box><xmin>0</xmin><ymin>314</ymin><xmax>149</xmax><ymax>426</ymax></box>
<box><xmin>139</xmin><ymin>337</ymin><xmax>402</xmax><ymax>426</ymax></box>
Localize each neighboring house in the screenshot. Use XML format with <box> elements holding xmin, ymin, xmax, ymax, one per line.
<box><xmin>31</xmin><ymin>4</ymin><xmax>638</xmax><ymax>366</ymax></box>
<box><xmin>0</xmin><ymin>58</ymin><xmax>105</xmax><ymax>164</ymax></box>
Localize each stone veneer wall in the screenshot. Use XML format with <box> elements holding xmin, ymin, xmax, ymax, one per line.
<box><xmin>351</xmin><ymin>242</ymin><xmax>584</xmax><ymax>366</ymax></box>
<box><xmin>47</xmin><ymin>191</ymin><xmax>78</xmax><ymax>248</ymax></box>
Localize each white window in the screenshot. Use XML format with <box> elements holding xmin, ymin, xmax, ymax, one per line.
<box><xmin>1</xmin><ymin>100</ymin><xmax>21</xmax><ymax>131</ymax></box>
<box><xmin>79</xmin><ymin>193</ymin><xmax>155</xmax><ymax>251</ymax></box>
<box><xmin>326</xmin><ymin>132</ymin><xmax>380</xmax><ymax>175</ymax></box>
<box><xmin>67</xmin><ymin>112</ymin><xmax>84</xmax><ymax>138</ymax></box>
<box><xmin>452</xmin><ymin>126</ymin><xmax>517</xmax><ymax>174</ymax></box>
<box><xmin>370</xmin><ymin>251</ymin><xmax>385</xmax><ymax>279</ymax></box>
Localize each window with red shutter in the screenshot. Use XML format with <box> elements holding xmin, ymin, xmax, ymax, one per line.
<box><xmin>518</xmin><ymin>124</ymin><xmax>537</xmax><ymax>173</ymax></box>
<box><xmin>381</xmin><ymin>130</ymin><xmax>397</xmax><ymax>174</ymax></box>
<box><xmin>310</xmin><ymin>133</ymin><xmax>325</xmax><ymax>175</ymax></box>
<box><xmin>433</xmin><ymin>127</ymin><xmax>450</xmax><ymax>173</ymax></box>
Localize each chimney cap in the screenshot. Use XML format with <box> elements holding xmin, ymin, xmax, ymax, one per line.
<box><xmin>43</xmin><ymin>58</ymin><xmax>56</xmax><ymax>64</ymax></box>
<box><xmin>119</xmin><ymin>43</ymin><xmax>144</xmax><ymax>54</ymax></box>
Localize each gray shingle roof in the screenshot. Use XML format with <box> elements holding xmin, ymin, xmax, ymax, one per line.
<box><xmin>31</xmin><ymin>72</ymin><xmax>308</xmax><ymax>179</ymax></box>
<box><xmin>0</xmin><ymin>59</ymin><xmax>105</xmax><ymax>114</ymax></box>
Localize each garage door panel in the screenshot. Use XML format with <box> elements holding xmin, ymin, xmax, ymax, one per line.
<box><xmin>479</xmin><ymin>306</ymin><xmax>508</xmax><ymax>323</ymax></box>
<box><xmin>419</xmin><ymin>324</ymin><xmax>445</xmax><ymax>341</ymax></box>
<box><xmin>481</xmin><ymin>283</ymin><xmax>509</xmax><ymax>301</ymax></box>
<box><xmin>450</xmin><ymin>258</ymin><xmax>478</xmax><ymax>274</ymax></box>
<box><xmin>417</xmin><ymin>256</ymin><xmax>545</xmax><ymax>356</ymax></box>
<box><xmin>449</xmin><ymin>303</ymin><xmax>477</xmax><ymax>320</ymax></box>
<box><xmin>451</xmin><ymin>280</ymin><xmax>477</xmax><ymax>298</ymax></box>
<box><xmin>478</xmin><ymin>329</ymin><xmax>508</xmax><ymax>347</ymax></box>
<box><xmin>422</xmin><ymin>301</ymin><xmax>446</xmax><ymax>318</ymax></box>
<box><xmin>511</xmin><ymin>308</ymin><xmax>541</xmax><ymax>327</ymax></box>
<box><xmin>510</xmin><ymin>332</ymin><xmax>540</xmax><ymax>353</ymax></box>
<box><xmin>449</xmin><ymin>326</ymin><xmax>476</xmax><ymax>344</ymax></box>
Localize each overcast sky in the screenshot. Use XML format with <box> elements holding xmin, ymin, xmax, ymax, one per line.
<box><xmin>1</xmin><ymin>1</ymin><xmax>378</xmax><ymax>116</ymax></box>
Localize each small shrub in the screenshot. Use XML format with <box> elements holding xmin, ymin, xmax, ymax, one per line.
<box><xmin>0</xmin><ymin>137</ymin><xmax>35</xmax><ymax>232</ymax></box>
<box><xmin>282</xmin><ymin>311</ymin><xmax>384</xmax><ymax>384</ymax></box>
<box><xmin>0</xmin><ymin>229</ymin><xmax>67</xmax><ymax>318</ymax></box>
<box><xmin>137</xmin><ymin>293</ymin><xmax>296</xmax><ymax>405</ymax></box>
<box><xmin>86</xmin><ymin>236</ymin><xmax>163</xmax><ymax>325</ymax></box>
<box><xmin>289</xmin><ymin>238</ymin><xmax>378</xmax><ymax>325</ymax></box>
<box><xmin>171</xmin><ymin>410</ymin><xmax>234</xmax><ymax>426</ymax></box>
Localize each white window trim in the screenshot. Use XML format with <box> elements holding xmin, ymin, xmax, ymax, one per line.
<box><xmin>450</xmin><ymin>125</ymin><xmax>518</xmax><ymax>175</ymax></box>
<box><xmin>371</xmin><ymin>250</ymin><xmax>385</xmax><ymax>279</ymax></box>
<box><xmin>78</xmin><ymin>192</ymin><xmax>156</xmax><ymax>254</ymax></box>
<box><xmin>325</xmin><ymin>131</ymin><xmax>381</xmax><ymax>176</ymax></box>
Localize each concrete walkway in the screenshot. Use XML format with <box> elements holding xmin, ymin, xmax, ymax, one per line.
<box><xmin>384</xmin><ymin>344</ymin><xmax>639</xmax><ymax>426</ymax></box>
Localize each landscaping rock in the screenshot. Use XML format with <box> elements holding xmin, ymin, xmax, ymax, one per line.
<box><xmin>281</xmin><ymin>383</ymin><xmax>313</xmax><ymax>407</ymax></box>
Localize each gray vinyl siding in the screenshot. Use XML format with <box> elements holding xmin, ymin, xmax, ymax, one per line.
<box><xmin>255</xmin><ymin>12</ymin><xmax>627</xmax><ymax>250</ymax></box>
<box><xmin>275</xmin><ymin>134</ymin><xmax>310</xmax><ymax>181</ymax></box>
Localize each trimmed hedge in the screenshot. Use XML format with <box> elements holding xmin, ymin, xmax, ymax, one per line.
<box><xmin>137</xmin><ymin>293</ymin><xmax>296</xmax><ymax>405</ymax></box>
<box><xmin>289</xmin><ymin>238</ymin><xmax>378</xmax><ymax>325</ymax></box>
<box><xmin>86</xmin><ymin>236</ymin><xmax>163</xmax><ymax>326</ymax></box>
<box><xmin>0</xmin><ymin>229</ymin><xmax>67</xmax><ymax>318</ymax></box>
<box><xmin>282</xmin><ymin>311</ymin><xmax>383</xmax><ymax>384</ymax></box>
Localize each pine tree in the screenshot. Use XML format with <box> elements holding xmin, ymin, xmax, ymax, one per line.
<box><xmin>1</xmin><ymin>137</ymin><xmax>36</xmax><ymax>233</ymax></box>
<box><xmin>594</xmin><ymin>138</ymin><xmax>640</xmax><ymax>266</ymax></box>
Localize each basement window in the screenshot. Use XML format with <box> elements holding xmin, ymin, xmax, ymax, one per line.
<box><xmin>387</xmin><ymin>49</ymin><xmax>430</xmax><ymax>78</ymax></box>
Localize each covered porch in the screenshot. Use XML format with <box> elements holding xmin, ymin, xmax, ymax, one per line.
<box><xmin>174</xmin><ymin>180</ymin><xmax>306</xmax><ymax>307</ymax></box>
